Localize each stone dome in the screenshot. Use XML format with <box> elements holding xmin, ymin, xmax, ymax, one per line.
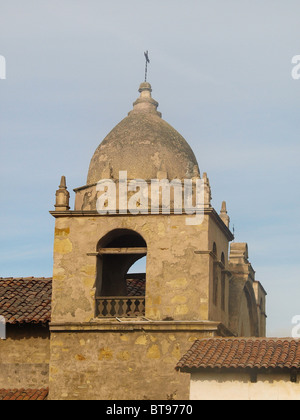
<box><xmin>87</xmin><ymin>83</ymin><xmax>200</xmax><ymax>184</ymax></box>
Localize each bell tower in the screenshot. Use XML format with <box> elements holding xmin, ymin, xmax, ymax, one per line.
<box><xmin>48</xmin><ymin>82</ymin><xmax>266</xmax><ymax>400</ymax></box>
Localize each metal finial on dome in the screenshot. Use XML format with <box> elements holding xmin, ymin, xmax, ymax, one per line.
<box><xmin>144</xmin><ymin>50</ymin><xmax>150</xmax><ymax>82</ymax></box>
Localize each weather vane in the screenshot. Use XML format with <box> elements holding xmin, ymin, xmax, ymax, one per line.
<box><xmin>144</xmin><ymin>50</ymin><xmax>150</xmax><ymax>82</ymax></box>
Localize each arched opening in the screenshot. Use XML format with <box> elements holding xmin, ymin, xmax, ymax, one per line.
<box><xmin>213</xmin><ymin>242</ymin><xmax>217</xmax><ymax>258</ymax></box>
<box><xmin>128</xmin><ymin>256</ymin><xmax>147</xmax><ymax>274</ymax></box>
<box><xmin>95</xmin><ymin>229</ymin><xmax>147</xmax><ymax>318</ymax></box>
<box><xmin>212</xmin><ymin>243</ymin><xmax>218</xmax><ymax>306</ymax></box>
<box><xmin>126</xmin><ymin>256</ymin><xmax>147</xmax><ymax>296</ymax></box>
<box><xmin>237</xmin><ymin>284</ymin><xmax>259</xmax><ymax>337</ymax></box>
<box><xmin>213</xmin><ymin>274</ymin><xmax>218</xmax><ymax>307</ymax></box>
<box><xmin>221</xmin><ymin>252</ymin><xmax>225</xmax><ymax>266</ymax></box>
<box><xmin>245</xmin><ymin>287</ymin><xmax>258</xmax><ymax>337</ymax></box>
<box><xmin>221</xmin><ymin>252</ymin><xmax>226</xmax><ymax>311</ymax></box>
<box><xmin>221</xmin><ymin>273</ymin><xmax>226</xmax><ymax>311</ymax></box>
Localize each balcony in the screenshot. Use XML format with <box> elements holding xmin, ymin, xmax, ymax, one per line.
<box><xmin>96</xmin><ymin>296</ymin><xmax>146</xmax><ymax>318</ymax></box>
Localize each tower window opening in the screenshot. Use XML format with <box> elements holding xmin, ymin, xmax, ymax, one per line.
<box><xmin>95</xmin><ymin>229</ymin><xmax>147</xmax><ymax>318</ymax></box>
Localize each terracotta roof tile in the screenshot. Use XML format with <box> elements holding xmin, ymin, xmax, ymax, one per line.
<box><xmin>0</xmin><ymin>277</ymin><xmax>52</xmax><ymax>325</ymax></box>
<box><xmin>0</xmin><ymin>388</ymin><xmax>48</xmax><ymax>401</ymax></box>
<box><xmin>0</xmin><ymin>275</ymin><xmax>146</xmax><ymax>324</ymax></box>
<box><xmin>176</xmin><ymin>338</ymin><xmax>300</xmax><ymax>371</ymax></box>
<box><xmin>126</xmin><ymin>274</ymin><xmax>145</xmax><ymax>296</ymax></box>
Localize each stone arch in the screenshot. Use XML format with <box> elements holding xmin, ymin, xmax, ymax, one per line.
<box><xmin>96</xmin><ymin>229</ymin><xmax>147</xmax><ymax>298</ymax></box>
<box><xmin>237</xmin><ymin>281</ymin><xmax>259</xmax><ymax>337</ymax></box>
<box><xmin>213</xmin><ymin>242</ymin><xmax>217</xmax><ymax>258</ymax></box>
<box><xmin>221</xmin><ymin>252</ymin><xmax>225</xmax><ymax>265</ymax></box>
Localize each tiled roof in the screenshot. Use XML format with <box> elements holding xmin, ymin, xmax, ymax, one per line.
<box><xmin>126</xmin><ymin>274</ymin><xmax>146</xmax><ymax>296</ymax></box>
<box><xmin>176</xmin><ymin>338</ymin><xmax>300</xmax><ymax>371</ymax></box>
<box><xmin>0</xmin><ymin>388</ymin><xmax>48</xmax><ymax>400</ymax></box>
<box><xmin>0</xmin><ymin>277</ymin><xmax>52</xmax><ymax>324</ymax></box>
<box><xmin>0</xmin><ymin>275</ymin><xmax>146</xmax><ymax>324</ymax></box>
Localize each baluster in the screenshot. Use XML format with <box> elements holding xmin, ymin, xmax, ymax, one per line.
<box><xmin>119</xmin><ymin>299</ymin><xmax>125</xmax><ymax>317</ymax></box>
<box><xmin>114</xmin><ymin>299</ymin><xmax>119</xmax><ymax>317</ymax></box>
<box><xmin>115</xmin><ymin>299</ymin><xmax>121</xmax><ymax>317</ymax></box>
<box><xmin>97</xmin><ymin>297</ymin><xmax>145</xmax><ymax>318</ymax></box>
<box><xmin>141</xmin><ymin>298</ymin><xmax>145</xmax><ymax>315</ymax></box>
<box><xmin>130</xmin><ymin>298</ymin><xmax>137</xmax><ymax>316</ymax></box>
<box><xmin>112</xmin><ymin>299</ymin><xmax>118</xmax><ymax>317</ymax></box>
<box><xmin>124</xmin><ymin>298</ymin><xmax>129</xmax><ymax>317</ymax></box>
<box><xmin>106</xmin><ymin>299</ymin><xmax>113</xmax><ymax>317</ymax></box>
<box><xmin>135</xmin><ymin>299</ymin><xmax>140</xmax><ymax>316</ymax></box>
<box><xmin>98</xmin><ymin>299</ymin><xmax>105</xmax><ymax>317</ymax></box>
<box><xmin>124</xmin><ymin>298</ymin><xmax>131</xmax><ymax>317</ymax></box>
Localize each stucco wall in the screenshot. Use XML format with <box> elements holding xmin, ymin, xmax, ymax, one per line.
<box><xmin>190</xmin><ymin>371</ymin><xmax>300</xmax><ymax>400</ymax></box>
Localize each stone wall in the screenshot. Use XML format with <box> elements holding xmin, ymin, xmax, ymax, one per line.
<box><xmin>52</xmin><ymin>214</ymin><xmax>211</xmax><ymax>323</ymax></box>
<box><xmin>0</xmin><ymin>325</ymin><xmax>50</xmax><ymax>389</ymax></box>
<box><xmin>49</xmin><ymin>209</ymin><xmax>244</xmax><ymax>400</ymax></box>
<box><xmin>51</xmin><ymin>212</ymin><xmax>233</xmax><ymax>326</ymax></box>
<box><xmin>48</xmin><ymin>323</ymin><xmax>225</xmax><ymax>400</ymax></box>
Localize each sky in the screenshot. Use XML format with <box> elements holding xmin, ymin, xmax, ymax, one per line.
<box><xmin>0</xmin><ymin>0</ymin><xmax>300</xmax><ymax>337</ymax></box>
